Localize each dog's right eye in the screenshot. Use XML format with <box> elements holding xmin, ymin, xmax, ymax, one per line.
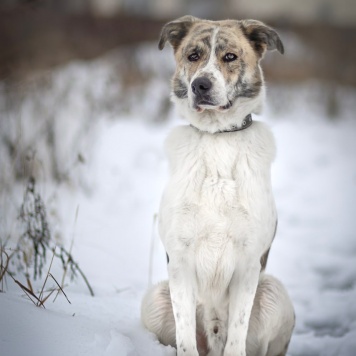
<box><xmin>223</xmin><ymin>53</ymin><xmax>238</xmax><ymax>62</ymax></box>
<box><xmin>188</xmin><ymin>53</ymin><xmax>200</xmax><ymax>62</ymax></box>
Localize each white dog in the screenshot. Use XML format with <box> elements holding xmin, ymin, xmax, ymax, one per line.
<box><xmin>142</xmin><ymin>16</ymin><xmax>294</xmax><ymax>356</ymax></box>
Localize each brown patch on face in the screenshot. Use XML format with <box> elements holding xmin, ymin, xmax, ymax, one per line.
<box><xmin>212</xmin><ymin>22</ymin><xmax>263</xmax><ymax>99</ymax></box>
<box><xmin>173</xmin><ymin>22</ymin><xmax>216</xmax><ymax>84</ymax></box>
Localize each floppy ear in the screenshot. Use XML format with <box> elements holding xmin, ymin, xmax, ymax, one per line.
<box><xmin>158</xmin><ymin>15</ymin><xmax>198</xmax><ymax>51</ymax></box>
<box><xmin>240</xmin><ymin>20</ymin><xmax>284</xmax><ymax>57</ymax></box>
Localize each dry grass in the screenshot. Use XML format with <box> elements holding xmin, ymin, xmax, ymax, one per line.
<box><xmin>1</xmin><ymin>242</ymin><xmax>89</xmax><ymax>307</ymax></box>
<box><xmin>0</xmin><ymin>244</ymin><xmax>12</xmax><ymax>292</ymax></box>
<box><xmin>0</xmin><ymin>176</ymin><xmax>94</xmax><ymax>306</ymax></box>
<box><xmin>14</xmin><ymin>248</ymin><xmax>70</xmax><ymax>307</ymax></box>
<box><xmin>18</xmin><ymin>176</ymin><xmax>51</xmax><ymax>280</ymax></box>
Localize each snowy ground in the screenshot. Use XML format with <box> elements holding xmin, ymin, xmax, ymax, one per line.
<box><xmin>1</xmin><ymin>48</ymin><xmax>356</xmax><ymax>356</ymax></box>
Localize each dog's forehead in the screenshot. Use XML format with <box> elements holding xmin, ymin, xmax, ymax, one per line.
<box><xmin>183</xmin><ymin>20</ymin><xmax>245</xmax><ymax>51</ymax></box>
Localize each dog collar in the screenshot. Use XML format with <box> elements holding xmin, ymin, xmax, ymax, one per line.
<box><xmin>190</xmin><ymin>114</ymin><xmax>253</xmax><ymax>133</ymax></box>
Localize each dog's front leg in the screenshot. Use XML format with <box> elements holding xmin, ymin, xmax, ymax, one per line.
<box><xmin>168</xmin><ymin>253</ymin><xmax>199</xmax><ymax>356</ymax></box>
<box><xmin>223</xmin><ymin>261</ymin><xmax>261</xmax><ymax>356</ymax></box>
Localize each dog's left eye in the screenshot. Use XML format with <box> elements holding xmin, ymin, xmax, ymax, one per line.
<box><xmin>223</xmin><ymin>53</ymin><xmax>237</xmax><ymax>62</ymax></box>
<box><xmin>188</xmin><ymin>53</ymin><xmax>200</xmax><ymax>62</ymax></box>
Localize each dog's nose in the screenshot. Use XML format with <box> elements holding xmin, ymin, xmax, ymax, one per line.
<box><xmin>191</xmin><ymin>77</ymin><xmax>212</xmax><ymax>96</ymax></box>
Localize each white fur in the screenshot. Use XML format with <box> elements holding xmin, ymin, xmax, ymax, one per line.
<box><xmin>158</xmin><ymin>120</ymin><xmax>277</xmax><ymax>356</ymax></box>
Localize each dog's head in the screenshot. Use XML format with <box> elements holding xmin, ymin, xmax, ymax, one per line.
<box><xmin>159</xmin><ymin>16</ymin><xmax>284</xmax><ymax>133</ymax></box>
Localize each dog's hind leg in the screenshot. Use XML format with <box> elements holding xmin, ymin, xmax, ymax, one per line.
<box><xmin>141</xmin><ymin>280</ymin><xmax>209</xmax><ymax>355</ymax></box>
<box><xmin>246</xmin><ymin>274</ymin><xmax>295</xmax><ymax>356</ymax></box>
<box><xmin>141</xmin><ymin>281</ymin><xmax>176</xmax><ymax>347</ymax></box>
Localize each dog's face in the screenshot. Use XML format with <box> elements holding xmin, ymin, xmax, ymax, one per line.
<box><xmin>159</xmin><ymin>16</ymin><xmax>284</xmax><ymax>132</ymax></box>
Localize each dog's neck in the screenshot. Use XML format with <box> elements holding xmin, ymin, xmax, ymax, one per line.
<box><xmin>190</xmin><ymin>114</ymin><xmax>253</xmax><ymax>134</ymax></box>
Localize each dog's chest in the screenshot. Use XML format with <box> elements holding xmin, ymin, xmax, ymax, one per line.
<box><xmin>202</xmin><ymin>141</ymin><xmax>234</xmax><ymax>198</ymax></box>
<box><xmin>170</xmin><ymin>132</ymin><xmax>241</xmax><ymax>208</ymax></box>
<box><xmin>173</xmin><ymin>135</ymin><xmax>241</xmax><ymax>291</ymax></box>
<box><xmin>161</xmin><ymin>124</ymin><xmax>276</xmax><ymax>292</ymax></box>
<box><xmin>165</xmin><ymin>123</ymin><xmax>274</xmax><ymax>208</ymax></box>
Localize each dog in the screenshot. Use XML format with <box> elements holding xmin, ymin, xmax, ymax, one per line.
<box><xmin>142</xmin><ymin>16</ymin><xmax>294</xmax><ymax>356</ymax></box>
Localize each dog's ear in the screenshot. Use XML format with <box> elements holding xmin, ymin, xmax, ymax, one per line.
<box><xmin>158</xmin><ymin>15</ymin><xmax>198</xmax><ymax>51</ymax></box>
<box><xmin>240</xmin><ymin>20</ymin><xmax>284</xmax><ymax>58</ymax></box>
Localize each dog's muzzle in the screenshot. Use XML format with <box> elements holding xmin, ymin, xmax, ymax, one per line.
<box><xmin>191</xmin><ymin>76</ymin><xmax>232</xmax><ymax>112</ymax></box>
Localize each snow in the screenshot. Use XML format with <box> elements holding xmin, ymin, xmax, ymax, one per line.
<box><xmin>1</xmin><ymin>45</ymin><xmax>356</xmax><ymax>356</ymax></box>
